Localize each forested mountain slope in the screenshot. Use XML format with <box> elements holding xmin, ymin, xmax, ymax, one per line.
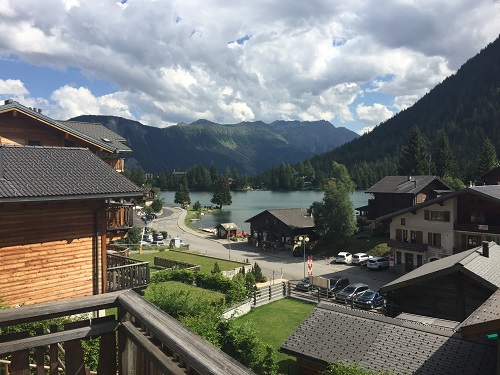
<box><xmin>308</xmin><ymin>36</ymin><xmax>500</xmax><ymax>188</ymax></box>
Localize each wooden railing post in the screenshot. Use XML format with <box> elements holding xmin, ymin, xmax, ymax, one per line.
<box><xmin>49</xmin><ymin>325</ymin><xmax>59</xmax><ymax>375</ymax></box>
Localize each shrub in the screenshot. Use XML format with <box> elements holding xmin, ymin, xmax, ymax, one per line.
<box><xmin>151</xmin><ymin>269</ymin><xmax>195</xmax><ymax>285</ymax></box>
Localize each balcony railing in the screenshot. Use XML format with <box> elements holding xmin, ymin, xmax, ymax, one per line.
<box><xmin>0</xmin><ymin>290</ymin><xmax>254</xmax><ymax>374</ymax></box>
<box><xmin>387</xmin><ymin>239</ymin><xmax>428</xmax><ymax>252</ymax></box>
<box><xmin>106</xmin><ymin>253</ymin><xmax>150</xmax><ymax>292</ymax></box>
<box><xmin>454</xmin><ymin>222</ymin><xmax>500</xmax><ymax>235</ymax></box>
<box><xmin>106</xmin><ymin>204</ymin><xmax>134</xmax><ymax>232</ymax></box>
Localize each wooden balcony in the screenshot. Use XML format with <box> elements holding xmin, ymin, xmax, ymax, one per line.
<box><xmin>387</xmin><ymin>239</ymin><xmax>428</xmax><ymax>252</ymax></box>
<box><xmin>454</xmin><ymin>222</ymin><xmax>500</xmax><ymax>235</ymax></box>
<box><xmin>106</xmin><ymin>204</ymin><xmax>134</xmax><ymax>232</ymax></box>
<box><xmin>106</xmin><ymin>253</ymin><xmax>150</xmax><ymax>293</ymax></box>
<box><xmin>0</xmin><ymin>290</ymin><xmax>254</xmax><ymax>374</ymax></box>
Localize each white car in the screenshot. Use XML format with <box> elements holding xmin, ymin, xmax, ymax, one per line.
<box><xmin>336</xmin><ymin>252</ymin><xmax>352</xmax><ymax>264</ymax></box>
<box><xmin>367</xmin><ymin>256</ymin><xmax>390</xmax><ymax>270</ymax></box>
<box><xmin>352</xmin><ymin>253</ymin><xmax>371</xmax><ymax>265</ymax></box>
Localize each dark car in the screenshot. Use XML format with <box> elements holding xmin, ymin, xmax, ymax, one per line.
<box><xmin>316</xmin><ymin>277</ymin><xmax>350</xmax><ymax>298</ymax></box>
<box><xmin>295</xmin><ymin>277</ymin><xmax>312</xmax><ymax>292</ymax></box>
<box><xmin>153</xmin><ymin>232</ymin><xmax>164</xmax><ymax>241</ymax></box>
<box><xmin>353</xmin><ymin>290</ymin><xmax>385</xmax><ymax>309</ymax></box>
<box><xmin>335</xmin><ymin>283</ymin><xmax>369</xmax><ymax>304</ymax></box>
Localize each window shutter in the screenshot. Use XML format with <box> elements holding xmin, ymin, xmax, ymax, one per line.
<box><xmin>436</xmin><ymin>233</ymin><xmax>441</xmax><ymax>247</ymax></box>
<box><xmin>396</xmin><ymin>229</ymin><xmax>402</xmax><ymax>241</ymax></box>
<box><xmin>424</xmin><ymin>210</ymin><xmax>429</xmax><ymax>220</ymax></box>
<box><xmin>427</xmin><ymin>232</ymin><xmax>432</xmax><ymax>245</ymax></box>
<box><xmin>416</xmin><ymin>231</ymin><xmax>423</xmax><ymax>244</ymax></box>
<box><xmin>444</xmin><ymin>211</ymin><xmax>450</xmax><ymax>222</ymax></box>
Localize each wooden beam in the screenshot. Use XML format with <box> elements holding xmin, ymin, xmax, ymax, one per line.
<box><xmin>0</xmin><ymin>292</ymin><xmax>123</xmax><ymax>327</ymax></box>
<box><xmin>0</xmin><ymin>321</ymin><xmax>119</xmax><ymax>356</ymax></box>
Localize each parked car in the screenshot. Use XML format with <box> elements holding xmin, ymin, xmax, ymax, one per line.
<box><xmin>352</xmin><ymin>253</ymin><xmax>371</xmax><ymax>265</ymax></box>
<box><xmin>139</xmin><ymin>240</ymin><xmax>149</xmax><ymax>246</ymax></box>
<box><xmin>150</xmin><ymin>240</ymin><xmax>165</xmax><ymax>246</ymax></box>
<box><xmin>296</xmin><ymin>277</ymin><xmax>312</xmax><ymax>292</ymax></box>
<box><xmin>353</xmin><ymin>290</ymin><xmax>385</xmax><ymax>309</ymax></box>
<box><xmin>316</xmin><ymin>276</ymin><xmax>350</xmax><ymax>297</ymax></box>
<box><xmin>336</xmin><ymin>252</ymin><xmax>352</xmax><ymax>264</ymax></box>
<box><xmin>153</xmin><ymin>232</ymin><xmax>164</xmax><ymax>241</ymax></box>
<box><xmin>142</xmin><ymin>234</ymin><xmax>153</xmax><ymax>242</ymax></box>
<box><xmin>367</xmin><ymin>256</ymin><xmax>390</xmax><ymax>270</ymax></box>
<box><xmin>335</xmin><ymin>283</ymin><xmax>369</xmax><ymax>303</ymax></box>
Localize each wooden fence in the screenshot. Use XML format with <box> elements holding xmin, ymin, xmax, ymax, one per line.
<box><xmin>251</xmin><ymin>282</ymin><xmax>287</xmax><ymax>306</ymax></box>
<box><xmin>153</xmin><ymin>257</ymin><xmax>201</xmax><ymax>272</ymax></box>
<box><xmin>106</xmin><ymin>254</ymin><xmax>150</xmax><ymax>292</ymax></box>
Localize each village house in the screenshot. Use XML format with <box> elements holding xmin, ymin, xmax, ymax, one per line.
<box><xmin>0</xmin><ymin>145</ymin><xmax>146</xmax><ymax>307</ymax></box>
<box><xmin>245</xmin><ymin>208</ymin><xmax>316</xmax><ymax>250</ymax></box>
<box><xmin>0</xmin><ymin>99</ymin><xmax>130</xmax><ymax>172</ymax></box>
<box><xmin>356</xmin><ymin>175</ymin><xmax>453</xmax><ymax>232</ymax></box>
<box><xmin>379</xmin><ymin>185</ymin><xmax>500</xmax><ymax>273</ymax></box>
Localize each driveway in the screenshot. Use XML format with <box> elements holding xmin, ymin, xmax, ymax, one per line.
<box><xmin>136</xmin><ymin>206</ymin><xmax>399</xmax><ymax>291</ymax></box>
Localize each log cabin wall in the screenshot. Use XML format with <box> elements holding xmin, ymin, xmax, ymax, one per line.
<box><xmin>0</xmin><ymin>110</ymin><xmax>103</xmax><ymax>155</ymax></box>
<box><xmin>0</xmin><ymin>200</ymin><xmax>105</xmax><ymax>307</ymax></box>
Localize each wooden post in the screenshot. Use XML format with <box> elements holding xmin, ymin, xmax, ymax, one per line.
<box><xmin>35</xmin><ymin>328</ymin><xmax>45</xmax><ymax>375</ymax></box>
<box><xmin>101</xmin><ymin>208</ymin><xmax>108</xmax><ymax>295</ymax></box>
<box><xmin>50</xmin><ymin>325</ymin><xmax>59</xmax><ymax>375</ymax></box>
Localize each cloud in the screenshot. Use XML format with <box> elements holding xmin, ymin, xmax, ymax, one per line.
<box><xmin>356</xmin><ymin>103</ymin><xmax>394</xmax><ymax>128</ymax></box>
<box><xmin>0</xmin><ymin>79</ymin><xmax>29</xmax><ymax>96</ymax></box>
<box><xmin>0</xmin><ymin>0</ymin><xmax>498</xmax><ymax>132</ymax></box>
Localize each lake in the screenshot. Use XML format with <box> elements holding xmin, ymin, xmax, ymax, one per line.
<box><xmin>159</xmin><ymin>190</ymin><xmax>368</xmax><ymax>232</ymax></box>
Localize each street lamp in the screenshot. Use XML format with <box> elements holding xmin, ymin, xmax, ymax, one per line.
<box><xmin>298</xmin><ymin>235</ymin><xmax>310</xmax><ymax>279</ymax></box>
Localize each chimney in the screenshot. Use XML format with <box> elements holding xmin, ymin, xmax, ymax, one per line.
<box><xmin>408</xmin><ymin>176</ymin><xmax>412</xmax><ymax>181</ymax></box>
<box><xmin>482</xmin><ymin>241</ymin><xmax>489</xmax><ymax>258</ymax></box>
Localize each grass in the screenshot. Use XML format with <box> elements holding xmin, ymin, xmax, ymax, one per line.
<box><xmin>234</xmin><ymin>298</ymin><xmax>316</xmax><ymax>375</ymax></box>
<box><xmin>130</xmin><ymin>250</ymin><xmax>248</xmax><ymax>274</ymax></box>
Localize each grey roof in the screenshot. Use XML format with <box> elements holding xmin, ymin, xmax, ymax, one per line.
<box><xmin>0</xmin><ymin>145</ymin><xmax>143</xmax><ymax>202</ymax></box>
<box><xmin>377</xmin><ymin>185</ymin><xmax>500</xmax><ymax>222</ymax></box>
<box><xmin>281</xmin><ymin>303</ymin><xmax>496</xmax><ymax>374</ymax></box>
<box><xmin>380</xmin><ymin>242</ymin><xmax>500</xmax><ymax>293</ymax></box>
<box><xmin>459</xmin><ymin>289</ymin><xmax>500</xmax><ymax>331</ymax></box>
<box><xmin>59</xmin><ymin>120</ymin><xmax>131</xmax><ymax>153</ymax></box>
<box><xmin>365</xmin><ymin>175</ymin><xmax>450</xmax><ymax>194</ymax></box>
<box><xmin>245</xmin><ymin>208</ymin><xmax>314</xmax><ymax>229</ymax></box>
<box><xmin>0</xmin><ymin>100</ymin><xmax>127</xmax><ymax>154</ymax></box>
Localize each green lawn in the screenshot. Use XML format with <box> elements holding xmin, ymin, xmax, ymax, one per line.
<box><xmin>235</xmin><ymin>298</ymin><xmax>316</xmax><ymax>375</ymax></box>
<box><xmin>130</xmin><ymin>250</ymin><xmax>248</xmax><ymax>273</ymax></box>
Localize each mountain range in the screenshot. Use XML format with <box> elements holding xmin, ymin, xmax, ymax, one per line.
<box><xmin>69</xmin><ymin>115</ymin><xmax>358</xmax><ymax>175</ymax></box>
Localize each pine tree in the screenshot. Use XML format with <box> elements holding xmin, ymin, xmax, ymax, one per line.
<box><xmin>398</xmin><ymin>125</ymin><xmax>431</xmax><ymax>175</ymax></box>
<box><xmin>434</xmin><ymin>130</ymin><xmax>460</xmax><ymax>178</ymax></box>
<box><xmin>211</xmin><ymin>176</ymin><xmax>232</xmax><ymax>209</ymax></box>
<box><xmin>174</xmin><ymin>177</ymin><xmax>191</xmax><ymax>207</ymax></box>
<box><xmin>476</xmin><ymin>137</ymin><xmax>499</xmax><ymax>177</ymax></box>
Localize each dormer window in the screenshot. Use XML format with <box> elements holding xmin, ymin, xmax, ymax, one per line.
<box><xmin>102</xmin><ymin>138</ymin><xmax>112</xmax><ymax>143</ymax></box>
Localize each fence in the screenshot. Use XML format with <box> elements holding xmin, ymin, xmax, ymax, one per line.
<box><xmin>251</xmin><ymin>282</ymin><xmax>287</xmax><ymax>306</ymax></box>
<box><xmin>153</xmin><ymin>257</ymin><xmax>201</xmax><ymax>272</ymax></box>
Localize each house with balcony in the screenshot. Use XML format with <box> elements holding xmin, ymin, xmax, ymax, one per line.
<box><xmin>0</xmin><ymin>145</ymin><xmax>147</xmax><ymax>307</ymax></box>
<box><xmin>378</xmin><ymin>185</ymin><xmax>500</xmax><ymax>273</ymax></box>
<box><xmin>245</xmin><ymin>208</ymin><xmax>316</xmax><ymax>250</ymax></box>
<box><xmin>356</xmin><ymin>175</ymin><xmax>453</xmax><ymax>232</ymax></box>
<box><xmin>0</xmin><ymin>99</ymin><xmax>130</xmax><ymax>172</ymax></box>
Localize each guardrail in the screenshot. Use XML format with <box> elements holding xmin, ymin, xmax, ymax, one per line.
<box><xmin>106</xmin><ymin>254</ymin><xmax>150</xmax><ymax>292</ymax></box>
<box><xmin>0</xmin><ymin>291</ymin><xmax>254</xmax><ymax>374</ymax></box>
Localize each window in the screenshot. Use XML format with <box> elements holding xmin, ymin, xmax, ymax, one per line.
<box><xmin>396</xmin><ymin>251</ymin><xmax>402</xmax><ymax>265</ymax></box>
<box><xmin>402</xmin><ymin>229</ymin><xmax>409</xmax><ymax>243</ymax></box>
<box><xmin>426</xmin><ymin>210</ymin><xmax>450</xmax><ymax>222</ymax></box>
<box><xmin>468</xmin><ymin>235</ymin><xmax>477</xmax><ymax>247</ymax></box>
<box><xmin>428</xmin><ymin>233</ymin><xmax>442</xmax><ymax>247</ymax></box>
<box><xmin>401</xmin><ymin>218</ymin><xmax>406</xmax><ymax>225</ymax></box>
<box><xmin>417</xmin><ymin>254</ymin><xmax>423</xmax><ymax>267</ymax></box>
<box><xmin>410</xmin><ymin>230</ymin><xmax>417</xmax><ymax>243</ymax></box>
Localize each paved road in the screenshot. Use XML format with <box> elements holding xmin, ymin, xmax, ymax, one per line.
<box><xmin>136</xmin><ymin>207</ymin><xmax>399</xmax><ymax>290</ymax></box>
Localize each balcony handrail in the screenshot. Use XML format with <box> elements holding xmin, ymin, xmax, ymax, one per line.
<box><xmin>387</xmin><ymin>239</ymin><xmax>428</xmax><ymax>252</ymax></box>
<box><xmin>107</xmin><ymin>253</ymin><xmax>148</xmax><ymax>268</ymax></box>
<box><xmin>0</xmin><ymin>290</ymin><xmax>254</xmax><ymax>374</ymax></box>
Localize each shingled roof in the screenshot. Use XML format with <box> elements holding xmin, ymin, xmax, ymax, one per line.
<box><xmin>245</xmin><ymin>208</ymin><xmax>314</xmax><ymax>229</ymax></box>
<box><xmin>59</xmin><ymin>120</ymin><xmax>131</xmax><ymax>153</ymax></box>
<box><xmin>365</xmin><ymin>175</ymin><xmax>451</xmax><ymax>194</ymax></box>
<box><xmin>380</xmin><ymin>242</ymin><xmax>500</xmax><ymax>294</ymax></box>
<box><xmin>281</xmin><ymin>303</ymin><xmax>496</xmax><ymax>374</ymax></box>
<box><xmin>0</xmin><ymin>145</ymin><xmax>143</xmax><ymax>202</ymax></box>
<box><xmin>458</xmin><ymin>289</ymin><xmax>500</xmax><ymax>338</ymax></box>
<box><xmin>0</xmin><ymin>100</ymin><xmax>128</xmax><ymax>154</ymax></box>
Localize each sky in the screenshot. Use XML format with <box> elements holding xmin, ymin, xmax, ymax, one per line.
<box><xmin>0</xmin><ymin>1</ymin><xmax>499</xmax><ymax>135</ymax></box>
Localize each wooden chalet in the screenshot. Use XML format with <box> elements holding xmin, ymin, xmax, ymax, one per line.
<box><xmin>0</xmin><ymin>99</ymin><xmax>131</xmax><ymax>172</ymax></box>
<box><xmin>0</xmin><ymin>145</ymin><xmax>147</xmax><ymax>307</ymax></box>
<box><xmin>358</xmin><ymin>176</ymin><xmax>453</xmax><ymax>228</ymax></box>
<box><xmin>215</xmin><ymin>222</ymin><xmax>240</xmax><ymax>239</ymax></box>
<box><xmin>245</xmin><ymin>208</ymin><xmax>316</xmax><ymax>250</ymax></box>
<box><xmin>480</xmin><ymin>166</ymin><xmax>500</xmax><ymax>186</ymax></box>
